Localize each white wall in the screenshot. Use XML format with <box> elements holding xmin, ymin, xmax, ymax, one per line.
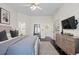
<box><xmin>29</xmin><ymin>16</ymin><xmax>53</xmax><ymax>38</ymax></box>
<box><xmin>53</xmin><ymin>3</ymin><xmax>79</xmax><ymax>37</ymax></box>
<box><xmin>0</xmin><ymin>4</ymin><xmax>30</xmax><ymax>35</ymax></box>
<box><xmin>16</xmin><ymin>13</ymin><xmax>31</xmax><ymax>35</ymax></box>
<box><xmin>0</xmin><ymin>4</ymin><xmax>18</xmax><ymax>29</ymax></box>
<box><xmin>0</xmin><ymin>4</ymin><xmax>54</xmax><ymax>38</ymax></box>
<box><xmin>16</xmin><ymin>15</ymin><xmax>54</xmax><ymax>38</ymax></box>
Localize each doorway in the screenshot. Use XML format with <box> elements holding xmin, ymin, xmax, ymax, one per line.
<box><xmin>34</xmin><ymin>24</ymin><xmax>41</xmax><ymax>39</ymax></box>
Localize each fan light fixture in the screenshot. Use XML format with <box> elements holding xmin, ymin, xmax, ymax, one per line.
<box><xmin>22</xmin><ymin>3</ymin><xmax>42</xmax><ymax>11</ymax></box>
<box><xmin>29</xmin><ymin>3</ymin><xmax>42</xmax><ymax>11</ymax></box>
<box><xmin>30</xmin><ymin>4</ymin><xmax>37</xmax><ymax>11</ymax></box>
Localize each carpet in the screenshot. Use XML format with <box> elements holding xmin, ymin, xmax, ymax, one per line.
<box><xmin>39</xmin><ymin>41</ymin><xmax>59</xmax><ymax>55</ymax></box>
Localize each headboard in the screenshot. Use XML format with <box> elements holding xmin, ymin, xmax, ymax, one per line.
<box><xmin>0</xmin><ymin>24</ymin><xmax>12</xmax><ymax>33</ymax></box>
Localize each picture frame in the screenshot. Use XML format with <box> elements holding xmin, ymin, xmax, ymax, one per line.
<box><xmin>0</xmin><ymin>8</ymin><xmax>10</xmax><ymax>24</ymax></box>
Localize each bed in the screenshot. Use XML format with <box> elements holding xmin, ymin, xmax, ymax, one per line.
<box><xmin>0</xmin><ymin>35</ymin><xmax>40</xmax><ymax>55</ymax></box>
<box><xmin>0</xmin><ymin>24</ymin><xmax>40</xmax><ymax>55</ymax></box>
<box><xmin>6</xmin><ymin>35</ymin><xmax>40</xmax><ymax>55</ymax></box>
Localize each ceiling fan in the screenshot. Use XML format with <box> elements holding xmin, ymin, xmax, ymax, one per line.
<box><xmin>25</xmin><ymin>3</ymin><xmax>42</xmax><ymax>11</ymax></box>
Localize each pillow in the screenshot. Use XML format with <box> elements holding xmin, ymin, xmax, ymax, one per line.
<box><xmin>6</xmin><ymin>32</ymin><xmax>11</xmax><ymax>39</ymax></box>
<box><xmin>0</xmin><ymin>30</ymin><xmax>8</xmax><ymax>42</ymax></box>
<box><xmin>10</xmin><ymin>30</ymin><xmax>18</xmax><ymax>38</ymax></box>
<box><xmin>15</xmin><ymin>30</ymin><xmax>19</xmax><ymax>36</ymax></box>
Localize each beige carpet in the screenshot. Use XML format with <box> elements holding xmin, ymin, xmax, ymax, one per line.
<box><xmin>39</xmin><ymin>41</ymin><xmax>59</xmax><ymax>55</ymax></box>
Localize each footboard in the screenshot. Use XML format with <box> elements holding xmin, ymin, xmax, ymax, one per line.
<box><xmin>34</xmin><ymin>37</ymin><xmax>40</xmax><ymax>55</ymax></box>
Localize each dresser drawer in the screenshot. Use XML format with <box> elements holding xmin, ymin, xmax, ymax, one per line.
<box><xmin>66</xmin><ymin>40</ymin><xmax>75</xmax><ymax>55</ymax></box>
<box><xmin>55</xmin><ymin>34</ymin><xmax>79</xmax><ymax>55</ymax></box>
<box><xmin>66</xmin><ymin>47</ymin><xmax>75</xmax><ymax>55</ymax></box>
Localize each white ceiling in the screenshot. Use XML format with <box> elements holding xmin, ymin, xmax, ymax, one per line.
<box><xmin>6</xmin><ymin>3</ymin><xmax>63</xmax><ymax>16</ymax></box>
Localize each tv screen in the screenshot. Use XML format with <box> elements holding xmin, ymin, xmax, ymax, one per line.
<box><xmin>61</xmin><ymin>16</ymin><xmax>77</xmax><ymax>29</ymax></box>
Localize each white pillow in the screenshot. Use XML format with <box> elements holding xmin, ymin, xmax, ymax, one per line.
<box><xmin>6</xmin><ymin>32</ymin><xmax>12</xmax><ymax>40</ymax></box>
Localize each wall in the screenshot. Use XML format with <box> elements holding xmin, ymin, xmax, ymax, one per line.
<box><xmin>29</xmin><ymin>16</ymin><xmax>53</xmax><ymax>38</ymax></box>
<box><xmin>15</xmin><ymin>15</ymin><xmax>54</xmax><ymax>38</ymax></box>
<box><xmin>0</xmin><ymin>4</ymin><xmax>32</xmax><ymax>36</ymax></box>
<box><xmin>0</xmin><ymin>4</ymin><xmax>54</xmax><ymax>38</ymax></box>
<box><xmin>16</xmin><ymin>13</ymin><xmax>31</xmax><ymax>35</ymax></box>
<box><xmin>53</xmin><ymin>3</ymin><xmax>79</xmax><ymax>37</ymax></box>
<box><xmin>0</xmin><ymin>4</ymin><xmax>18</xmax><ymax>29</ymax></box>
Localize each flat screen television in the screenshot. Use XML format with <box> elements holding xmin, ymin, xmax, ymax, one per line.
<box><xmin>61</xmin><ymin>16</ymin><xmax>78</xmax><ymax>29</ymax></box>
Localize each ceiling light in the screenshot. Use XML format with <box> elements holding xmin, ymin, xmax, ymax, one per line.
<box><xmin>25</xmin><ymin>3</ymin><xmax>42</xmax><ymax>11</ymax></box>
<box><xmin>30</xmin><ymin>5</ymin><xmax>37</xmax><ymax>11</ymax></box>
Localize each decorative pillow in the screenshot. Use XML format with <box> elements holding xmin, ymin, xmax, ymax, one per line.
<box><xmin>6</xmin><ymin>32</ymin><xmax>11</xmax><ymax>39</ymax></box>
<box><xmin>0</xmin><ymin>30</ymin><xmax>8</xmax><ymax>42</ymax></box>
<box><xmin>10</xmin><ymin>30</ymin><xmax>18</xmax><ymax>38</ymax></box>
<box><xmin>15</xmin><ymin>30</ymin><xmax>19</xmax><ymax>36</ymax></box>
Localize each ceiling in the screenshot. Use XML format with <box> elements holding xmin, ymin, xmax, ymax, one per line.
<box><xmin>5</xmin><ymin>3</ymin><xmax>63</xmax><ymax>16</ymax></box>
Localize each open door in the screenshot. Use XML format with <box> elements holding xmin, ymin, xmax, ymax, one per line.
<box><xmin>34</xmin><ymin>24</ymin><xmax>41</xmax><ymax>39</ymax></box>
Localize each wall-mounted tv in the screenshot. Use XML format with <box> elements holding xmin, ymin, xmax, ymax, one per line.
<box><xmin>61</xmin><ymin>16</ymin><xmax>78</xmax><ymax>29</ymax></box>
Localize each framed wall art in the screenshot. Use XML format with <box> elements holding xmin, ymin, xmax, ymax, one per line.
<box><xmin>0</xmin><ymin>8</ymin><xmax>10</xmax><ymax>24</ymax></box>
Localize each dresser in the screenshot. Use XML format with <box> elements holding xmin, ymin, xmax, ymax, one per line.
<box><xmin>56</xmin><ymin>34</ymin><xmax>79</xmax><ymax>55</ymax></box>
